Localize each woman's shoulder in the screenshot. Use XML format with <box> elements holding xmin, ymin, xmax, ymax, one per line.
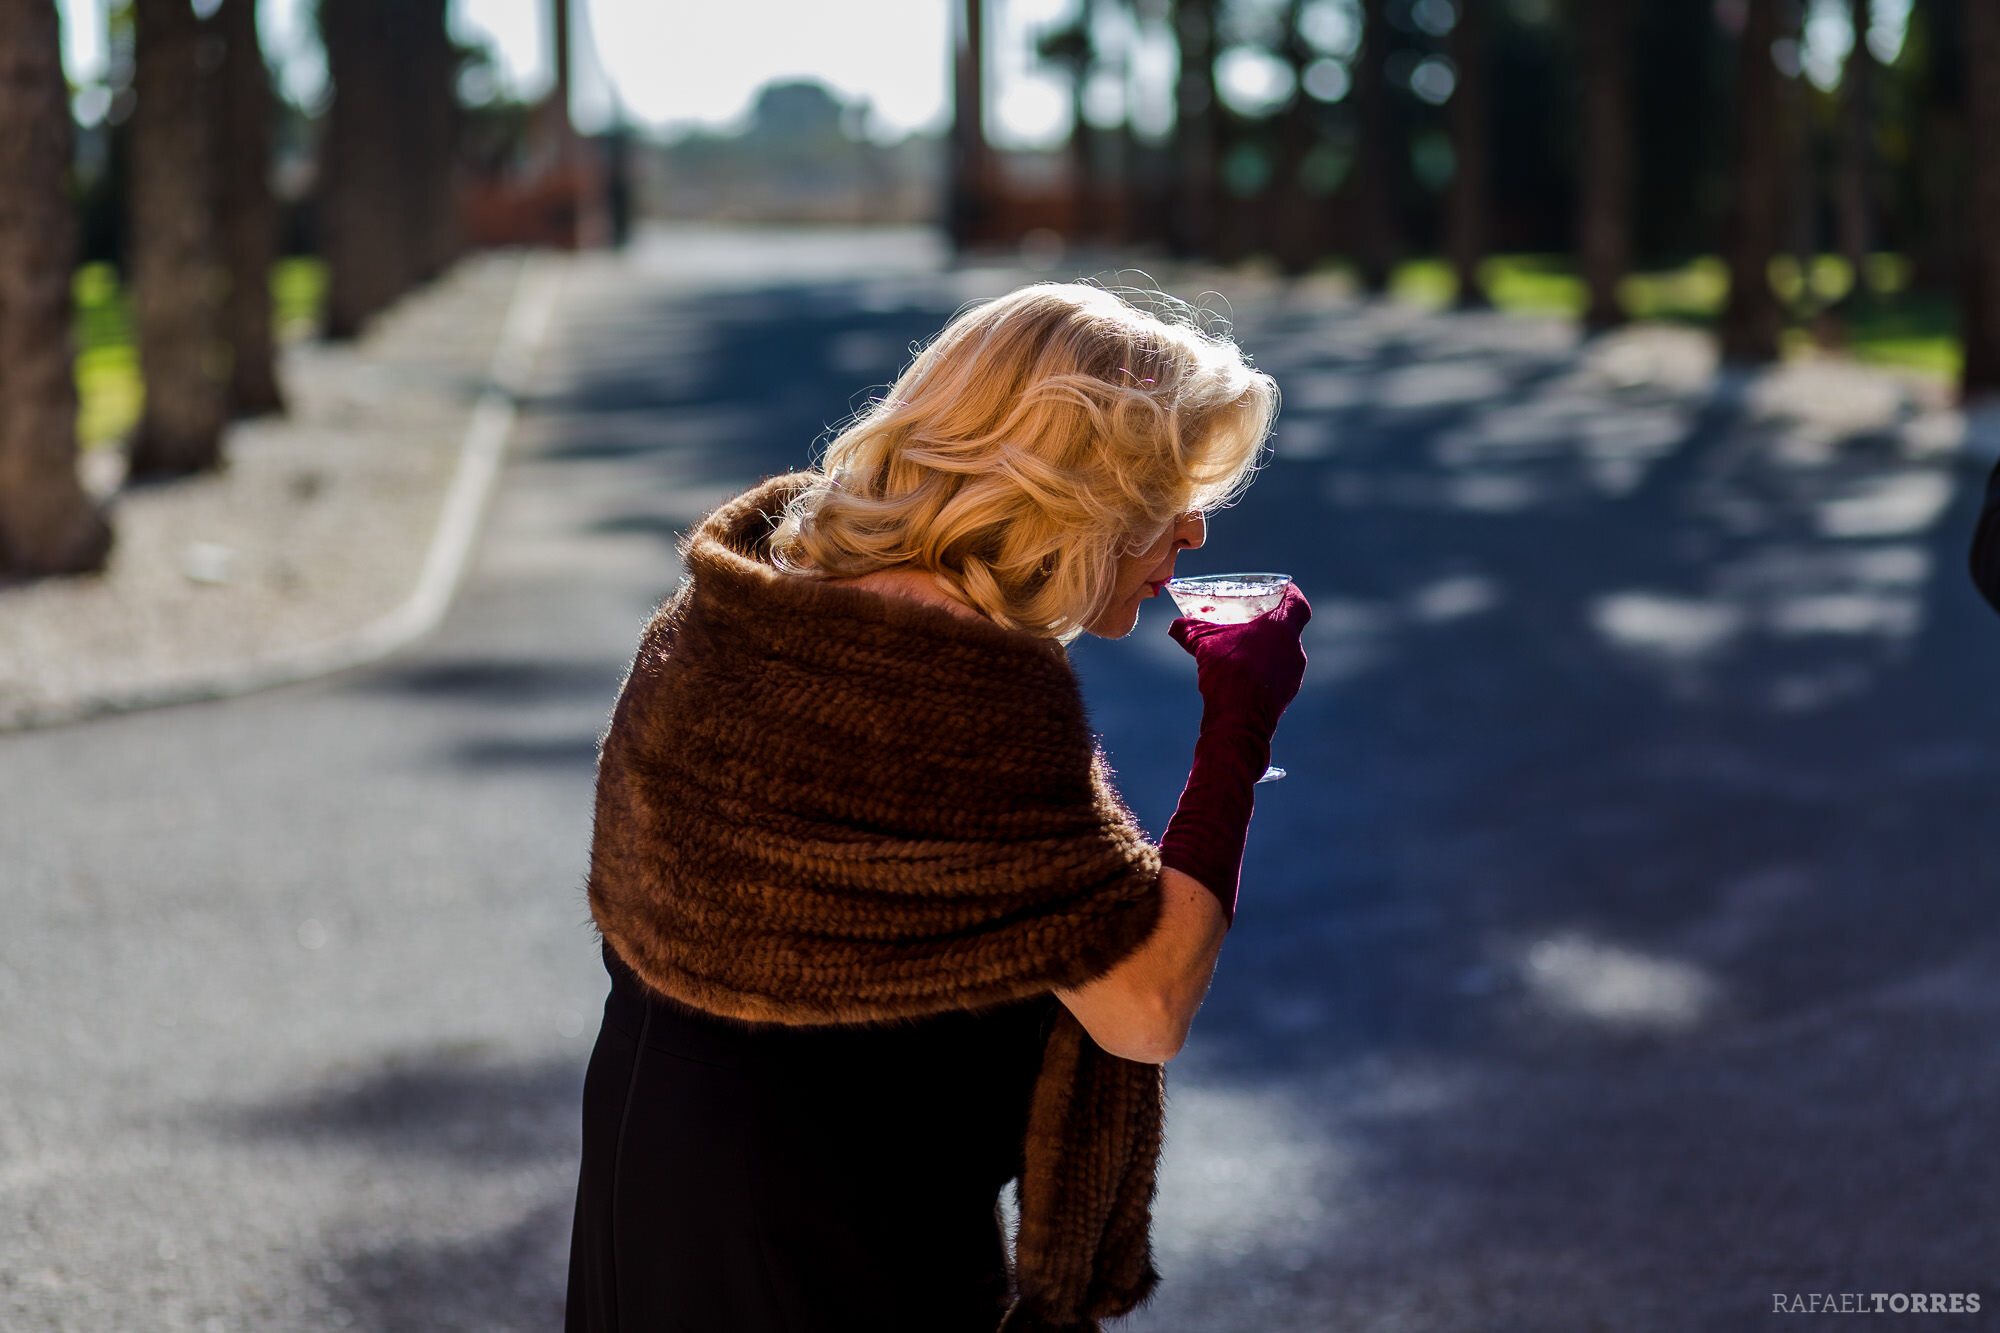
<box><xmin>819</xmin><ymin>567</ymin><xmax>990</xmax><ymax>625</ymax></box>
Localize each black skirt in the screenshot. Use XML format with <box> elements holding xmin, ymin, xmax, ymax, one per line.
<box><xmin>565</xmin><ymin>949</ymin><xmax>1057</xmax><ymax>1333</ymax></box>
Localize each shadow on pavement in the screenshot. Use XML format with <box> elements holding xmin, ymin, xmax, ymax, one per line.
<box><xmin>357</xmin><ymin>659</ymin><xmax>623</xmax><ymax>707</ymax></box>
<box><xmin>336</xmin><ymin>268</ymin><xmax>2000</xmax><ymax>1326</ymax></box>
<box><xmin>1070</xmin><ymin>305</ymin><xmax>2000</xmax><ymax>1323</ymax></box>
<box><xmin>323</xmin><ymin>1199</ymin><xmax>574</xmax><ymax>1333</ymax></box>
<box><xmin>224</xmin><ymin>1045</ymin><xmax>583</xmax><ymax>1170</ymax></box>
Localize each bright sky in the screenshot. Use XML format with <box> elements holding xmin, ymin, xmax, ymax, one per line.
<box><xmin>51</xmin><ymin>0</ymin><xmax>1082</xmax><ymax>147</ymax></box>
<box><xmin>51</xmin><ymin>1</ymin><xmax>1907</xmax><ymax>148</ymax></box>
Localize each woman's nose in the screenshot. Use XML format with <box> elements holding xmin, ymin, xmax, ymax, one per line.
<box><xmin>1176</xmin><ymin>512</ymin><xmax>1207</xmax><ymax>551</ymax></box>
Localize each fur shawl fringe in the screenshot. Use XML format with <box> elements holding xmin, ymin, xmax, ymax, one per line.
<box><xmin>587</xmin><ymin>473</ymin><xmax>1168</xmax><ymax>1331</ymax></box>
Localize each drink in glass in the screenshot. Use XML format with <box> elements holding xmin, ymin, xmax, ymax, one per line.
<box><xmin>1164</xmin><ymin>573</ymin><xmax>1295</xmax><ymax>783</ymax></box>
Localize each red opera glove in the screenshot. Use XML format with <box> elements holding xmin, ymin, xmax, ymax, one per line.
<box><xmin>1156</xmin><ymin>585</ymin><xmax>1311</xmax><ymax>923</ymax></box>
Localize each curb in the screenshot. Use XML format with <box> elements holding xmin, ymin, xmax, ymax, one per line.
<box><xmin>3</xmin><ymin>255</ymin><xmax>566</xmax><ymax>733</ymax></box>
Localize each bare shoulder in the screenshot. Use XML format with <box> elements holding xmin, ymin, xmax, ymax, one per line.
<box><xmin>823</xmin><ymin>567</ymin><xmax>988</xmax><ymax>623</ymax></box>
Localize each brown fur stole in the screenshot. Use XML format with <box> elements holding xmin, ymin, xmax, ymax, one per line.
<box><xmin>587</xmin><ymin>473</ymin><xmax>1169</xmax><ymax>1332</ymax></box>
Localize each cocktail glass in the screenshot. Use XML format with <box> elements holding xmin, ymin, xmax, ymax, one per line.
<box><xmin>1165</xmin><ymin>572</ymin><xmax>1295</xmax><ymax>783</ymax></box>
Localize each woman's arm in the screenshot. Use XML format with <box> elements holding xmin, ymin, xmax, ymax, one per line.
<box><xmin>1055</xmin><ymin>867</ymin><xmax>1227</xmax><ymax>1063</ymax></box>
<box><xmin>1059</xmin><ymin>585</ymin><xmax>1312</xmax><ymax>1065</ymax></box>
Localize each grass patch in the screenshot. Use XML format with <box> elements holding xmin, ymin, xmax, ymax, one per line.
<box><xmin>73</xmin><ymin>262</ymin><xmax>138</xmax><ymax>449</ymax></box>
<box><xmin>273</xmin><ymin>257</ymin><xmax>326</xmax><ymax>339</ymax></box>
<box><xmin>75</xmin><ymin>342</ymin><xmax>141</xmax><ymax>449</ymax></box>
<box><xmin>70</xmin><ymin>257</ymin><xmax>327</xmax><ymax>448</ymax></box>
<box><xmin>1383</xmin><ymin>251</ymin><xmax>1958</xmax><ymax>382</ymax></box>
<box><xmin>1837</xmin><ymin>288</ymin><xmax>1961</xmax><ymax>379</ymax></box>
<box><xmin>1481</xmin><ymin>255</ymin><xmax>1586</xmax><ymax>314</ymax></box>
<box><xmin>1389</xmin><ymin>258</ymin><xmax>1456</xmax><ymax>308</ymax></box>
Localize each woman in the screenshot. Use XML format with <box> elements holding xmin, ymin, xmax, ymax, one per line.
<box><xmin>565</xmin><ymin>283</ymin><xmax>1310</xmax><ymax>1333</ymax></box>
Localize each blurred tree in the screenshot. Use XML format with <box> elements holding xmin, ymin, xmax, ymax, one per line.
<box><xmin>948</xmin><ymin>0</ymin><xmax>992</xmax><ymax>248</ymax></box>
<box><xmin>1831</xmin><ymin>0</ymin><xmax>1874</xmax><ymax>312</ymax></box>
<box><xmin>1576</xmin><ymin>0</ymin><xmax>1630</xmax><ymax>330</ymax></box>
<box><xmin>399</xmin><ymin>0</ymin><xmax>462</xmax><ymax>282</ymax></box>
<box><xmin>0</xmin><ymin>0</ymin><xmax>113</xmax><ymax>574</ymax></box>
<box><xmin>1173</xmin><ymin>0</ymin><xmax>1220</xmax><ymax>257</ymax></box>
<box><xmin>1038</xmin><ymin>0</ymin><xmax>1099</xmax><ymax>239</ymax></box>
<box><xmin>213</xmin><ymin>0</ymin><xmax>284</xmax><ymax>417</ymax></box>
<box><xmin>1351</xmin><ymin>0</ymin><xmax>1396</xmax><ymax>292</ymax></box>
<box><xmin>1899</xmin><ymin>0</ymin><xmax>1962</xmax><ymax>292</ymax></box>
<box><xmin>1627</xmin><ymin>0</ymin><xmax>1728</xmax><ymax>264</ymax></box>
<box><xmin>321</xmin><ymin>0</ymin><xmax>407</xmax><ymax>337</ymax></box>
<box><xmin>1720</xmin><ymin>0</ymin><xmax>1786</xmax><ymax>364</ymax></box>
<box><xmin>1964</xmin><ymin>0</ymin><xmax>2000</xmax><ymax>395</ymax></box>
<box><xmin>1446</xmin><ymin>0</ymin><xmax>1491</xmax><ymax>307</ymax></box>
<box><xmin>1780</xmin><ymin>0</ymin><xmax>1814</xmax><ymax>306</ymax></box>
<box><xmin>128</xmin><ymin>0</ymin><xmax>227</xmax><ymax>476</ymax></box>
<box><xmin>1272</xmin><ymin>0</ymin><xmax>1318</xmax><ymax>276</ymax></box>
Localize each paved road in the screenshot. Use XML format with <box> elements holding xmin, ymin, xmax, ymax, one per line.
<box><xmin>5</xmin><ymin>227</ymin><xmax>1997</xmax><ymax>1332</ymax></box>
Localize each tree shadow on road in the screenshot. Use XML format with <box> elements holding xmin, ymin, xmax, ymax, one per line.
<box><xmin>1079</xmin><ymin>305</ymin><xmax>2000</xmax><ymax>1327</ymax></box>
<box><xmin>217</xmin><ymin>1045</ymin><xmax>584</xmax><ymax>1331</ymax></box>
<box><xmin>469</xmin><ymin>269</ymin><xmax>2000</xmax><ymax>1327</ymax></box>
<box><xmin>222</xmin><ymin>1044</ymin><xmax>583</xmax><ymax>1169</ymax></box>
<box><xmin>322</xmin><ymin>1199</ymin><xmax>573</xmax><ymax>1333</ymax></box>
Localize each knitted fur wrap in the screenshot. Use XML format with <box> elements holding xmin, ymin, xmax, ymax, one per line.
<box><xmin>587</xmin><ymin>473</ymin><xmax>1169</xmax><ymax>1332</ymax></box>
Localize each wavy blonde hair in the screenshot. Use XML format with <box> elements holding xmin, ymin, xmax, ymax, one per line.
<box><xmin>769</xmin><ymin>282</ymin><xmax>1277</xmax><ymax>640</ymax></box>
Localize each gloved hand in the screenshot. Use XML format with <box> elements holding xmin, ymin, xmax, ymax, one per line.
<box><xmin>1157</xmin><ymin>585</ymin><xmax>1311</xmax><ymax>924</ymax></box>
<box><xmin>1168</xmin><ymin>584</ymin><xmax>1311</xmax><ymax>736</ymax></box>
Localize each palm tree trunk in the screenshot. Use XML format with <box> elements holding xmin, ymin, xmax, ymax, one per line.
<box><xmin>398</xmin><ymin>0</ymin><xmax>462</xmax><ymax>282</ymax></box>
<box><xmin>1965</xmin><ymin>0</ymin><xmax>2000</xmax><ymax>396</ymax></box>
<box><xmin>0</xmin><ymin>0</ymin><xmax>112</xmax><ymax>575</ymax></box>
<box><xmin>1352</xmin><ymin>0</ymin><xmax>1397</xmax><ymax>294</ymax></box>
<box><xmin>1067</xmin><ymin>0</ymin><xmax>1098</xmax><ymax>243</ymax></box>
<box><xmin>1576</xmin><ymin>0</ymin><xmax>1631</xmax><ymax>331</ymax></box>
<box><xmin>1273</xmin><ymin>0</ymin><xmax>1317</xmax><ymax>276</ymax></box>
<box><xmin>1783</xmin><ymin>11</ymin><xmax>1815</xmax><ymax>313</ymax></box>
<box><xmin>1446</xmin><ymin>0</ymin><xmax>1491</xmax><ymax>308</ymax></box>
<box><xmin>213</xmin><ymin>0</ymin><xmax>284</xmax><ymax>417</ymax></box>
<box><xmin>948</xmin><ymin>0</ymin><xmax>991</xmax><ymax>250</ymax></box>
<box><xmin>1719</xmin><ymin>0</ymin><xmax>1785</xmax><ymax>365</ymax></box>
<box><xmin>1832</xmin><ymin>0</ymin><xmax>1874</xmax><ymax>308</ymax></box>
<box><xmin>1173</xmin><ymin>0</ymin><xmax>1219</xmax><ymax>258</ymax></box>
<box><xmin>128</xmin><ymin>0</ymin><xmax>227</xmax><ymax>476</ymax></box>
<box><xmin>321</xmin><ymin>0</ymin><xmax>410</xmax><ymax>338</ymax></box>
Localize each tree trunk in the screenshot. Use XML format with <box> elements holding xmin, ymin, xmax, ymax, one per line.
<box><xmin>1783</xmin><ymin>3</ymin><xmax>1815</xmax><ymax>312</ymax></box>
<box><xmin>213</xmin><ymin>0</ymin><xmax>284</xmax><ymax>417</ymax></box>
<box><xmin>1446</xmin><ymin>0</ymin><xmax>1491</xmax><ymax>308</ymax></box>
<box><xmin>1352</xmin><ymin>0</ymin><xmax>1397</xmax><ymax>294</ymax></box>
<box><xmin>1069</xmin><ymin>0</ymin><xmax>1098</xmax><ymax>243</ymax></box>
<box><xmin>1273</xmin><ymin>0</ymin><xmax>1317</xmax><ymax>276</ymax></box>
<box><xmin>397</xmin><ymin>0</ymin><xmax>461</xmax><ymax>283</ymax></box>
<box><xmin>1964</xmin><ymin>0</ymin><xmax>2000</xmax><ymax>396</ymax></box>
<box><xmin>0</xmin><ymin>0</ymin><xmax>112</xmax><ymax>575</ymax></box>
<box><xmin>1719</xmin><ymin>0</ymin><xmax>1785</xmax><ymax>365</ymax></box>
<box><xmin>1833</xmin><ymin>0</ymin><xmax>1874</xmax><ymax>306</ymax></box>
<box><xmin>948</xmin><ymin>0</ymin><xmax>992</xmax><ymax>250</ymax></box>
<box><xmin>1172</xmin><ymin>0</ymin><xmax>1219</xmax><ymax>258</ymax></box>
<box><xmin>551</xmin><ymin>0</ymin><xmax>573</xmax><ymax>140</ymax></box>
<box><xmin>321</xmin><ymin>0</ymin><xmax>409</xmax><ymax>338</ymax></box>
<box><xmin>128</xmin><ymin>0</ymin><xmax>227</xmax><ymax>477</ymax></box>
<box><xmin>1577</xmin><ymin>0</ymin><xmax>1631</xmax><ymax>331</ymax></box>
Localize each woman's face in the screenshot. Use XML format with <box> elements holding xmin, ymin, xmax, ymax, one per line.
<box><xmin>1085</xmin><ymin>511</ymin><xmax>1207</xmax><ymax>638</ymax></box>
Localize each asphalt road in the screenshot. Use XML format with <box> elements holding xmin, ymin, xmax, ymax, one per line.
<box><xmin>4</xmin><ymin>227</ymin><xmax>1997</xmax><ymax>1332</ymax></box>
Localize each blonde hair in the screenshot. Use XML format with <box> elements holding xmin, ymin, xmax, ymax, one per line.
<box><xmin>769</xmin><ymin>282</ymin><xmax>1277</xmax><ymax>640</ymax></box>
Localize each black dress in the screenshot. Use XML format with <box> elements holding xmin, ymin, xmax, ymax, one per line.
<box><xmin>565</xmin><ymin>948</ymin><xmax>1058</xmax><ymax>1333</ymax></box>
